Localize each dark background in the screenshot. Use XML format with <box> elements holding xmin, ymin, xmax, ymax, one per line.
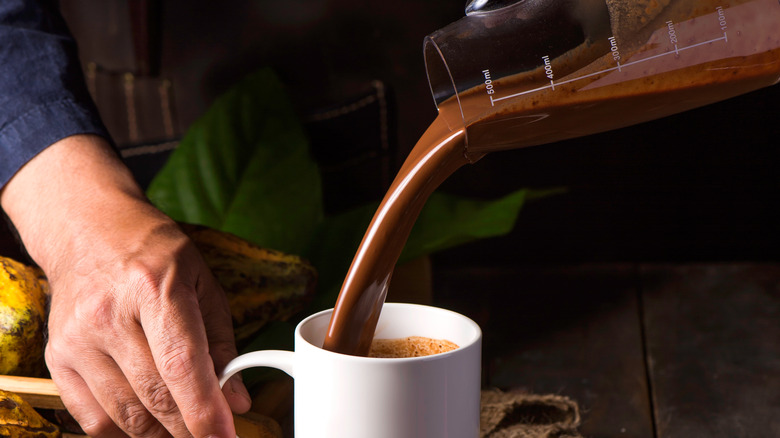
<box><xmin>2</xmin><ymin>0</ymin><xmax>778</xmax><ymax>268</ymax></box>
<box><xmin>3</xmin><ymin>4</ymin><xmax>776</xmax><ymax>435</ymax></box>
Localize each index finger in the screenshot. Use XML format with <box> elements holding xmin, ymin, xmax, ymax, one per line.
<box><xmin>140</xmin><ymin>279</ymin><xmax>236</xmax><ymax>438</ymax></box>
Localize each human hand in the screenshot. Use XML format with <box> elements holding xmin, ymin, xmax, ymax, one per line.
<box><xmin>44</xmin><ymin>217</ymin><xmax>252</xmax><ymax>437</ymax></box>
<box><xmin>1</xmin><ymin>135</ymin><xmax>251</xmax><ymax>437</ymax></box>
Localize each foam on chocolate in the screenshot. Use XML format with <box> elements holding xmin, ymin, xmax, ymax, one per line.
<box><xmin>368</xmin><ymin>336</ymin><xmax>459</xmax><ymax>358</ymax></box>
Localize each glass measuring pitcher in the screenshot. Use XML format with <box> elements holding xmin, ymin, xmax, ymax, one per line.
<box><xmin>424</xmin><ymin>0</ymin><xmax>780</xmax><ymax>159</ymax></box>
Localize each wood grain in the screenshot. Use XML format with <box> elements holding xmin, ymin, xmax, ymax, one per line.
<box><xmin>432</xmin><ymin>263</ymin><xmax>655</xmax><ymax>437</ymax></box>
<box><xmin>0</xmin><ymin>375</ymin><xmax>65</xmax><ymax>410</ymax></box>
<box><xmin>641</xmin><ymin>263</ymin><xmax>780</xmax><ymax>437</ymax></box>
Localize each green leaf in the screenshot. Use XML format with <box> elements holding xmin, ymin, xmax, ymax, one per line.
<box><xmin>305</xmin><ymin>188</ymin><xmax>562</xmax><ymax>311</ymax></box>
<box><xmin>146</xmin><ymin>69</ymin><xmax>323</xmax><ymax>255</ymax></box>
<box><xmin>401</xmin><ymin>186</ymin><xmax>566</xmax><ymax>263</ymax></box>
<box><xmin>144</xmin><ymin>66</ymin><xmax>565</xmax><ymax>351</ymax></box>
<box><xmin>401</xmin><ymin>190</ymin><xmax>524</xmax><ymax>263</ymax></box>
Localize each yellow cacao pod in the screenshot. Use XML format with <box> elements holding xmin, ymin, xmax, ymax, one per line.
<box><xmin>0</xmin><ymin>257</ymin><xmax>48</xmax><ymax>377</ymax></box>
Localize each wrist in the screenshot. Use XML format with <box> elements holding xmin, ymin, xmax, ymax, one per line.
<box><xmin>0</xmin><ymin>135</ymin><xmax>173</xmax><ymax>278</ymax></box>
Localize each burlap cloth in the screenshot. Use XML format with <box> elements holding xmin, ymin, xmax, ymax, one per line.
<box><xmin>480</xmin><ymin>389</ymin><xmax>582</xmax><ymax>438</ymax></box>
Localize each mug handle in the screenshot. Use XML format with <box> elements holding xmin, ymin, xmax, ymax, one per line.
<box><xmin>218</xmin><ymin>350</ymin><xmax>296</xmax><ymax>388</ymax></box>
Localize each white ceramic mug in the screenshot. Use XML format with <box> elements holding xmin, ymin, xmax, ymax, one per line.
<box><xmin>220</xmin><ymin>302</ymin><xmax>482</xmax><ymax>438</ymax></box>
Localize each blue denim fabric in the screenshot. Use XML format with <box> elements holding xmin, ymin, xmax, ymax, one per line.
<box><xmin>0</xmin><ymin>0</ymin><xmax>109</xmax><ymax>187</ymax></box>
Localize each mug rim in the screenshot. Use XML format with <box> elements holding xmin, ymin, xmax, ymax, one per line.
<box><xmin>295</xmin><ymin>302</ymin><xmax>482</xmax><ymax>363</ymax></box>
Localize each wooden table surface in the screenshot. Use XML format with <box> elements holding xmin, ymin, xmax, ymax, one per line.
<box><xmin>432</xmin><ymin>262</ymin><xmax>780</xmax><ymax>438</ymax></box>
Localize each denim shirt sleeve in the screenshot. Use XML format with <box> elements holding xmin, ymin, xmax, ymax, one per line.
<box><xmin>0</xmin><ymin>0</ymin><xmax>110</xmax><ymax>187</ymax></box>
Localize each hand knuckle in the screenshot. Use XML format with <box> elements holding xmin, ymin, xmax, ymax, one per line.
<box><xmin>116</xmin><ymin>400</ymin><xmax>159</xmax><ymax>437</ymax></box>
<box><xmin>128</xmin><ymin>262</ymin><xmax>165</xmax><ymax>299</ymax></box>
<box><xmin>139</xmin><ymin>377</ymin><xmax>179</xmax><ymax>417</ymax></box>
<box><xmin>43</xmin><ymin>342</ymin><xmax>60</xmax><ymax>368</ymax></box>
<box><xmin>158</xmin><ymin>345</ymin><xmax>197</xmax><ymax>380</ymax></box>
<box><xmin>44</xmin><ymin>334</ymin><xmax>90</xmax><ymax>369</ymax></box>
<box><xmin>77</xmin><ymin>415</ymin><xmax>119</xmax><ymax>437</ymax></box>
<box><xmin>51</xmin><ymin>291</ymin><xmax>114</xmax><ymax>334</ymax></box>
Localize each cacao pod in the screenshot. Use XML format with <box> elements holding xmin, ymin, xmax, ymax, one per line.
<box><xmin>0</xmin><ymin>257</ymin><xmax>48</xmax><ymax>377</ymax></box>
<box><xmin>180</xmin><ymin>224</ymin><xmax>317</xmax><ymax>344</ymax></box>
<box><xmin>0</xmin><ymin>389</ymin><xmax>60</xmax><ymax>438</ymax></box>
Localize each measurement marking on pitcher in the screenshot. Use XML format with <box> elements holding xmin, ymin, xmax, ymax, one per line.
<box><xmin>608</xmin><ymin>37</ymin><xmax>622</xmax><ymax>71</ymax></box>
<box><xmin>667</xmin><ymin>21</ymin><xmax>680</xmax><ymax>54</ymax></box>
<box><xmin>483</xmin><ymin>69</ymin><xmax>495</xmax><ymax>98</ymax></box>
<box><xmin>717</xmin><ymin>6</ymin><xmax>728</xmax><ymax>31</ymax></box>
<box><xmin>492</xmin><ymin>14</ymin><xmax>730</xmax><ymax>105</ymax></box>
<box><xmin>542</xmin><ymin>55</ymin><xmax>555</xmax><ymax>90</ymax></box>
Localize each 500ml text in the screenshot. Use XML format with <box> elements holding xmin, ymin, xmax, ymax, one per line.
<box><xmin>483</xmin><ymin>69</ymin><xmax>495</xmax><ymax>95</ymax></box>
